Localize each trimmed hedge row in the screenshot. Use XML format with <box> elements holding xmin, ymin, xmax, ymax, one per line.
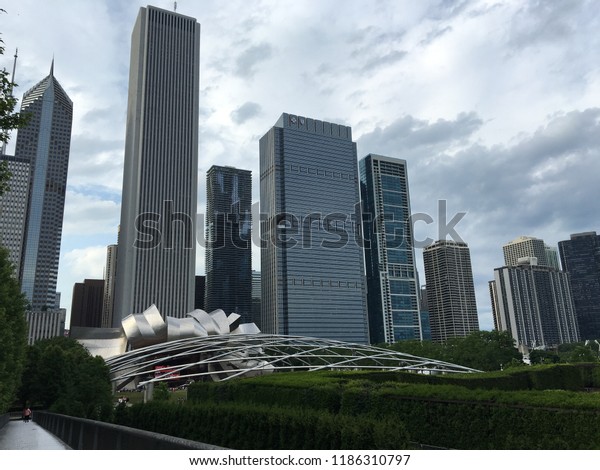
<box><xmin>114</xmin><ymin>401</ymin><xmax>410</xmax><ymax>450</ymax></box>
<box><xmin>186</xmin><ymin>367</ymin><xmax>600</xmax><ymax>449</ymax></box>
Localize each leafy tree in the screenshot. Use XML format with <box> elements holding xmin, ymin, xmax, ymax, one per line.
<box><xmin>0</xmin><ymin>246</ymin><xmax>27</xmax><ymax>413</ymax></box>
<box><xmin>153</xmin><ymin>382</ymin><xmax>170</xmax><ymax>401</ymax></box>
<box><xmin>564</xmin><ymin>345</ymin><xmax>598</xmax><ymax>363</ymax></box>
<box><xmin>19</xmin><ymin>337</ymin><xmax>113</xmax><ymax>420</ymax></box>
<box><xmin>387</xmin><ymin>331</ymin><xmax>522</xmax><ymax>371</ymax></box>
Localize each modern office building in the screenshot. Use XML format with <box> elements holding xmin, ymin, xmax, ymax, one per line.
<box><xmin>423</xmin><ymin>240</ymin><xmax>479</xmax><ymax>342</ymax></box>
<box><xmin>70</xmin><ymin>279</ymin><xmax>105</xmax><ymax>328</ymax></box>
<box><xmin>205</xmin><ymin>165</ymin><xmax>252</xmax><ymax>322</ymax></box>
<box><xmin>25</xmin><ymin>309</ymin><xmax>66</xmax><ymax>345</ymax></box>
<box><xmin>101</xmin><ymin>244</ymin><xmax>118</xmax><ymax>328</ymax></box>
<box><xmin>545</xmin><ymin>244</ymin><xmax>561</xmax><ymax>271</ymax></box>
<box><xmin>194</xmin><ymin>275</ymin><xmax>205</xmax><ymax>310</ymax></box>
<box><xmin>490</xmin><ymin>257</ymin><xmax>580</xmax><ymax>351</ymax></box>
<box><xmin>252</xmin><ymin>270</ymin><xmax>261</xmax><ymax>328</ymax></box>
<box><xmin>359</xmin><ymin>154</ymin><xmax>421</xmax><ymax>344</ymax></box>
<box><xmin>419</xmin><ymin>286</ymin><xmax>432</xmax><ymax>341</ymax></box>
<box><xmin>502</xmin><ymin>236</ymin><xmax>549</xmax><ymax>268</ymax></box>
<box><xmin>259</xmin><ymin>113</ymin><xmax>368</xmax><ymax>343</ymax></box>
<box><xmin>0</xmin><ymin>154</ymin><xmax>30</xmax><ymax>277</ymax></box>
<box><xmin>113</xmin><ymin>6</ymin><xmax>200</xmax><ymax>325</ymax></box>
<box><xmin>13</xmin><ymin>62</ymin><xmax>73</xmax><ymax>310</ymax></box>
<box><xmin>559</xmin><ymin>232</ymin><xmax>600</xmax><ymax>340</ymax></box>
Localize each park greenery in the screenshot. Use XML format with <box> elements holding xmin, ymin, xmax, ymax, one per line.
<box><xmin>18</xmin><ymin>336</ymin><xmax>114</xmax><ymax>420</ymax></box>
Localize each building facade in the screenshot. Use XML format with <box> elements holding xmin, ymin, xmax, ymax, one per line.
<box><xmin>113</xmin><ymin>6</ymin><xmax>200</xmax><ymax>325</ymax></box>
<box><xmin>205</xmin><ymin>165</ymin><xmax>252</xmax><ymax>323</ymax></box>
<box><xmin>490</xmin><ymin>258</ymin><xmax>580</xmax><ymax>351</ymax></box>
<box><xmin>559</xmin><ymin>232</ymin><xmax>600</xmax><ymax>340</ymax></box>
<box><xmin>0</xmin><ymin>154</ymin><xmax>30</xmax><ymax>277</ymax></box>
<box><xmin>359</xmin><ymin>154</ymin><xmax>421</xmax><ymax>344</ymax></box>
<box><xmin>13</xmin><ymin>63</ymin><xmax>73</xmax><ymax>310</ymax></box>
<box><xmin>259</xmin><ymin>113</ymin><xmax>368</xmax><ymax>343</ymax></box>
<box><xmin>26</xmin><ymin>309</ymin><xmax>66</xmax><ymax>345</ymax></box>
<box><xmin>70</xmin><ymin>279</ymin><xmax>105</xmax><ymax>328</ymax></box>
<box><xmin>502</xmin><ymin>236</ymin><xmax>549</xmax><ymax>268</ymax></box>
<box><xmin>423</xmin><ymin>240</ymin><xmax>479</xmax><ymax>342</ymax></box>
<box><xmin>101</xmin><ymin>244</ymin><xmax>118</xmax><ymax>328</ymax></box>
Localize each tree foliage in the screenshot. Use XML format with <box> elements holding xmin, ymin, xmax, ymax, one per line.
<box><xmin>0</xmin><ymin>245</ymin><xmax>28</xmax><ymax>413</ymax></box>
<box><xmin>18</xmin><ymin>336</ymin><xmax>114</xmax><ymax>420</ymax></box>
<box><xmin>388</xmin><ymin>330</ymin><xmax>523</xmax><ymax>371</ymax></box>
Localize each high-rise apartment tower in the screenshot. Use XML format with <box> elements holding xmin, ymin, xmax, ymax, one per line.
<box><xmin>360</xmin><ymin>154</ymin><xmax>422</xmax><ymax>343</ymax></box>
<box><xmin>113</xmin><ymin>6</ymin><xmax>200</xmax><ymax>324</ymax></box>
<box><xmin>559</xmin><ymin>232</ymin><xmax>600</xmax><ymax>340</ymax></box>
<box><xmin>259</xmin><ymin>113</ymin><xmax>368</xmax><ymax>343</ymax></box>
<box><xmin>423</xmin><ymin>240</ymin><xmax>479</xmax><ymax>342</ymax></box>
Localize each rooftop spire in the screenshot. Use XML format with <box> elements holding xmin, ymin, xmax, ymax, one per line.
<box><xmin>50</xmin><ymin>56</ymin><xmax>54</xmax><ymax>76</ymax></box>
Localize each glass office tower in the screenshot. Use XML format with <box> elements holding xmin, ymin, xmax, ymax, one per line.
<box><xmin>360</xmin><ymin>154</ymin><xmax>422</xmax><ymax>344</ymax></box>
<box><xmin>259</xmin><ymin>113</ymin><xmax>368</xmax><ymax>343</ymax></box>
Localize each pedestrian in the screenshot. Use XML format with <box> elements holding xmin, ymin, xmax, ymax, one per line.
<box><xmin>23</xmin><ymin>407</ymin><xmax>32</xmax><ymax>423</ymax></box>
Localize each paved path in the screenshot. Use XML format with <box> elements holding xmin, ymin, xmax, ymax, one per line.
<box><xmin>0</xmin><ymin>419</ymin><xmax>71</xmax><ymax>450</ymax></box>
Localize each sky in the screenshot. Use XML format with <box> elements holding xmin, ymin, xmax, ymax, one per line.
<box><xmin>1</xmin><ymin>0</ymin><xmax>599</xmax><ymax>330</ymax></box>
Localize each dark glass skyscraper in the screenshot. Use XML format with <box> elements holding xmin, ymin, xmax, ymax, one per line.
<box><xmin>360</xmin><ymin>154</ymin><xmax>422</xmax><ymax>344</ymax></box>
<box><xmin>113</xmin><ymin>6</ymin><xmax>200</xmax><ymax>324</ymax></box>
<box><xmin>259</xmin><ymin>113</ymin><xmax>368</xmax><ymax>343</ymax></box>
<box><xmin>14</xmin><ymin>63</ymin><xmax>73</xmax><ymax>310</ymax></box>
<box><xmin>205</xmin><ymin>165</ymin><xmax>252</xmax><ymax>323</ymax></box>
<box><xmin>559</xmin><ymin>232</ymin><xmax>600</xmax><ymax>340</ymax></box>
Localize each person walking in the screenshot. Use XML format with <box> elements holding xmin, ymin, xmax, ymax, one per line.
<box><xmin>23</xmin><ymin>407</ymin><xmax>32</xmax><ymax>423</ymax></box>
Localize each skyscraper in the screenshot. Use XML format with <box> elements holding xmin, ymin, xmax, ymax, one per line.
<box><xmin>101</xmin><ymin>244</ymin><xmax>118</xmax><ymax>328</ymax></box>
<box><xmin>0</xmin><ymin>154</ymin><xmax>30</xmax><ymax>277</ymax></box>
<box><xmin>360</xmin><ymin>154</ymin><xmax>421</xmax><ymax>344</ymax></box>
<box><xmin>14</xmin><ymin>63</ymin><xmax>73</xmax><ymax>310</ymax></box>
<box><xmin>502</xmin><ymin>236</ymin><xmax>549</xmax><ymax>268</ymax></box>
<box><xmin>490</xmin><ymin>257</ymin><xmax>580</xmax><ymax>351</ymax></box>
<box><xmin>423</xmin><ymin>240</ymin><xmax>479</xmax><ymax>342</ymax></box>
<box><xmin>559</xmin><ymin>232</ymin><xmax>600</xmax><ymax>340</ymax></box>
<box><xmin>259</xmin><ymin>113</ymin><xmax>368</xmax><ymax>343</ymax></box>
<box><xmin>205</xmin><ymin>165</ymin><xmax>252</xmax><ymax>323</ymax></box>
<box><xmin>70</xmin><ymin>279</ymin><xmax>105</xmax><ymax>328</ymax></box>
<box><xmin>113</xmin><ymin>6</ymin><xmax>200</xmax><ymax>325</ymax></box>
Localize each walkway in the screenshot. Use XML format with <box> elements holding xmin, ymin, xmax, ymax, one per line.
<box><xmin>0</xmin><ymin>418</ymin><xmax>70</xmax><ymax>450</ymax></box>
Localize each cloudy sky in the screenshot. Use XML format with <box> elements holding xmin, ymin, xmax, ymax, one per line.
<box><xmin>1</xmin><ymin>0</ymin><xmax>599</xmax><ymax>330</ymax></box>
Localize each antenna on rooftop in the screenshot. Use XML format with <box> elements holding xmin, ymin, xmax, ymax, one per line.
<box><xmin>174</xmin><ymin>1</ymin><xmax>177</xmax><ymax>12</ymax></box>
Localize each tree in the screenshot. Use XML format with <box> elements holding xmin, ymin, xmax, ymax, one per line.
<box><xmin>446</xmin><ymin>330</ymin><xmax>523</xmax><ymax>371</ymax></box>
<box><xmin>0</xmin><ymin>246</ymin><xmax>28</xmax><ymax>413</ymax></box>
<box><xmin>19</xmin><ymin>337</ymin><xmax>114</xmax><ymax>420</ymax></box>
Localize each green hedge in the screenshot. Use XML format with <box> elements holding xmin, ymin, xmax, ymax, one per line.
<box><xmin>114</xmin><ymin>401</ymin><xmax>409</xmax><ymax>450</ymax></box>
<box><xmin>186</xmin><ymin>367</ymin><xmax>600</xmax><ymax>449</ymax></box>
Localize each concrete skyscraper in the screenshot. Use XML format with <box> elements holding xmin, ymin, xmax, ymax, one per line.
<box><xmin>205</xmin><ymin>165</ymin><xmax>252</xmax><ymax>323</ymax></box>
<box><xmin>490</xmin><ymin>257</ymin><xmax>580</xmax><ymax>352</ymax></box>
<box><xmin>0</xmin><ymin>154</ymin><xmax>30</xmax><ymax>277</ymax></box>
<box><xmin>13</xmin><ymin>63</ymin><xmax>73</xmax><ymax>310</ymax></box>
<box><xmin>113</xmin><ymin>6</ymin><xmax>200</xmax><ymax>325</ymax></box>
<box><xmin>423</xmin><ymin>240</ymin><xmax>479</xmax><ymax>342</ymax></box>
<box><xmin>360</xmin><ymin>154</ymin><xmax>422</xmax><ymax>344</ymax></box>
<box><xmin>259</xmin><ymin>113</ymin><xmax>368</xmax><ymax>343</ymax></box>
<box><xmin>101</xmin><ymin>244</ymin><xmax>118</xmax><ymax>328</ymax></box>
<box><xmin>503</xmin><ymin>236</ymin><xmax>551</xmax><ymax>268</ymax></box>
<box><xmin>559</xmin><ymin>232</ymin><xmax>600</xmax><ymax>340</ymax></box>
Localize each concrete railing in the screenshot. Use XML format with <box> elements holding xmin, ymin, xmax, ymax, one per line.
<box><xmin>33</xmin><ymin>411</ymin><xmax>226</xmax><ymax>450</ymax></box>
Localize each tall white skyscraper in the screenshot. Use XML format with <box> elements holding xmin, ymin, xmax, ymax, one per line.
<box><xmin>113</xmin><ymin>6</ymin><xmax>200</xmax><ymax>325</ymax></box>
<box><xmin>259</xmin><ymin>113</ymin><xmax>368</xmax><ymax>343</ymax></box>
